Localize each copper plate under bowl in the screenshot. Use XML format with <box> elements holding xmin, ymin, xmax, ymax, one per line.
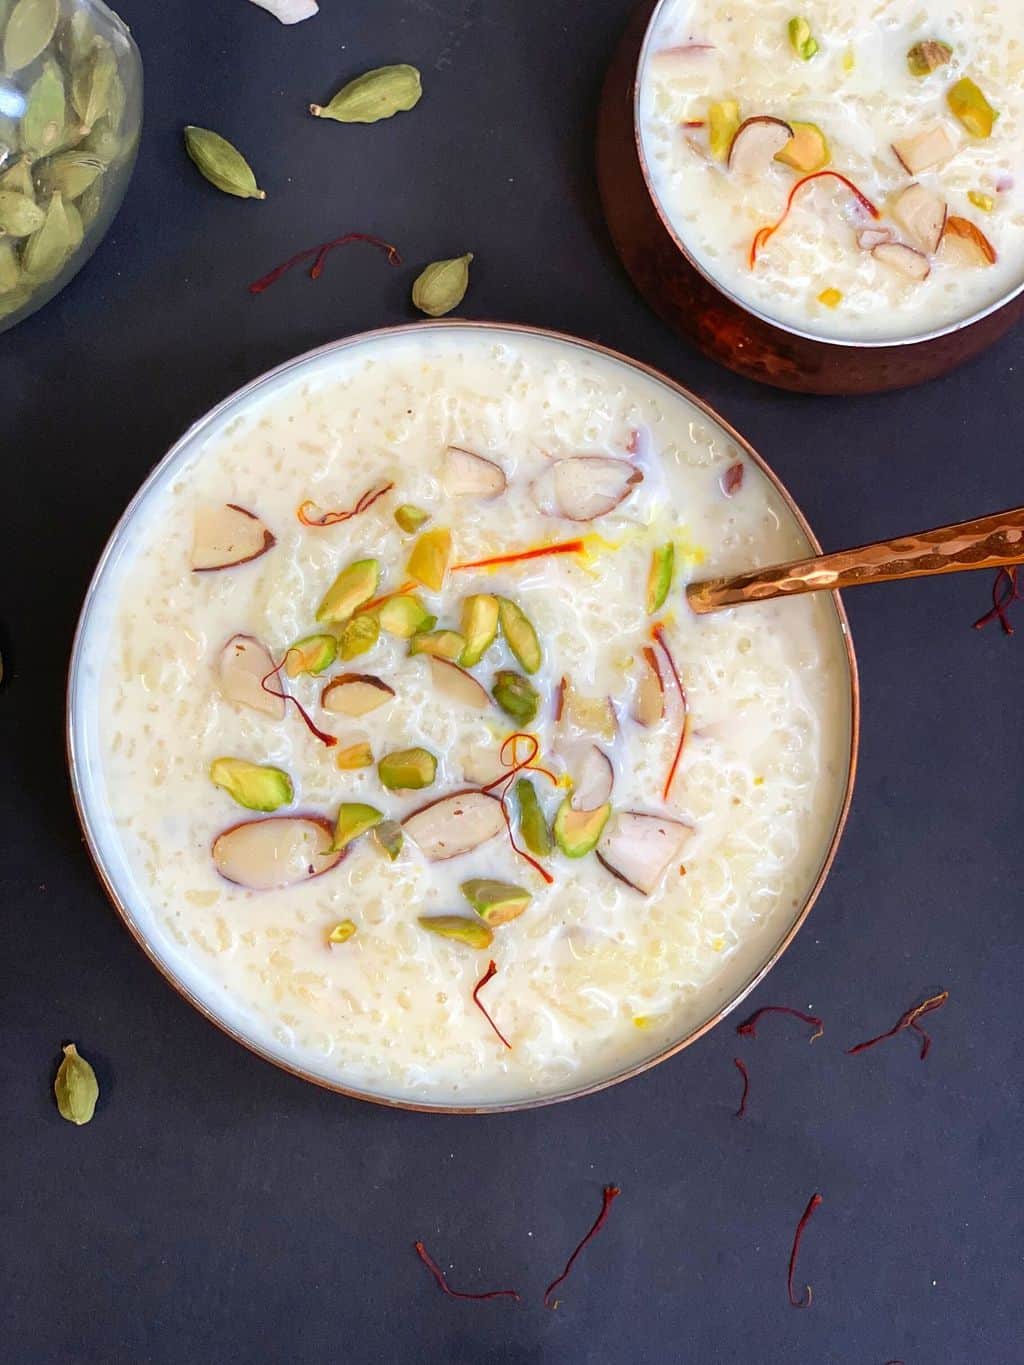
<box><xmin>597</xmin><ymin>0</ymin><xmax>1024</xmax><ymax>395</ymax></box>
<box><xmin>66</xmin><ymin>320</ymin><xmax>860</xmax><ymax>1113</ymax></box>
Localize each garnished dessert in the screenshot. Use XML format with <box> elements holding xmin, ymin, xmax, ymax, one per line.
<box><xmin>639</xmin><ymin>0</ymin><xmax>1024</xmax><ymax>341</ymax></box>
<box><xmin>73</xmin><ymin>328</ymin><xmax>852</xmax><ymax>1105</ymax></box>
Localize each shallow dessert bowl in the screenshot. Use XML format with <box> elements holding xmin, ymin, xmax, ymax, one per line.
<box><xmin>67</xmin><ymin>321</ymin><xmax>859</xmax><ymax>1112</ymax></box>
<box><xmin>597</xmin><ymin>0</ymin><xmax>1024</xmax><ymax>394</ymax></box>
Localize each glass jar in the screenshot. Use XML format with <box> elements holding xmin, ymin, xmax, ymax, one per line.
<box><xmin>0</xmin><ymin>0</ymin><xmax>142</xmax><ymax>333</ymax></box>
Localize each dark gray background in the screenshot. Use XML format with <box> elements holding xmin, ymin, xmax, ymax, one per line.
<box><xmin>2</xmin><ymin>2</ymin><xmax>1021</xmax><ymax>1362</ymax></box>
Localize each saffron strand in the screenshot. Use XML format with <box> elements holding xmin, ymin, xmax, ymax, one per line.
<box><xmin>733</xmin><ymin>1057</ymin><xmax>750</xmax><ymax>1117</ymax></box>
<box><xmin>260</xmin><ymin>657</ymin><xmax>337</xmax><ymax>748</ymax></box>
<box><xmin>736</xmin><ymin>1005</ymin><xmax>824</xmax><ymax>1042</ymax></box>
<box><xmin>472</xmin><ymin>960</ymin><xmax>512</xmax><ymax>1049</ymax></box>
<box><xmin>249</xmin><ymin>232</ymin><xmax>401</xmax><ymax>294</ymax></box>
<box><xmin>543</xmin><ymin>1185</ymin><xmax>622</xmax><ymax>1309</ymax></box>
<box><xmin>413</xmin><ymin>1242</ymin><xmax>521</xmax><ymax>1302</ymax></box>
<box><xmin>651</xmin><ymin>624</ymin><xmax>689</xmax><ymax>801</ymax></box>
<box><xmin>787</xmin><ymin>1193</ymin><xmax>823</xmax><ymax>1308</ymax></box>
<box><xmin>846</xmin><ymin>990</ymin><xmax>949</xmax><ymax>1060</ymax></box>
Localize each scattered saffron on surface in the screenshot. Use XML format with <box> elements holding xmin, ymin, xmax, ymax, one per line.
<box><xmin>413</xmin><ymin>1241</ymin><xmax>521</xmax><ymax>1302</ymax></box>
<box><xmin>651</xmin><ymin>624</ymin><xmax>689</xmax><ymax>801</ymax></box>
<box><xmin>478</xmin><ymin>733</ymin><xmax>557</xmax><ymax>884</ymax></box>
<box><xmin>498</xmin><ymin>790</ymin><xmax>555</xmax><ymax>884</ymax></box>
<box><xmin>472</xmin><ymin>960</ymin><xmax>512</xmax><ymax>1049</ymax></box>
<box><xmin>452</xmin><ymin>539</ymin><xmax>585</xmax><ymax>572</ymax></box>
<box><xmin>846</xmin><ymin>990</ymin><xmax>949</xmax><ymax>1060</ymax></box>
<box><xmin>733</xmin><ymin>1056</ymin><xmax>750</xmax><ymax>1117</ymax></box>
<box><xmin>749</xmin><ymin>172</ymin><xmax>879</xmax><ymax>267</ymax></box>
<box><xmin>296</xmin><ymin>481</ymin><xmax>394</xmax><ymax>527</ymax></box>
<box><xmin>787</xmin><ymin>1193</ymin><xmax>823</xmax><ymax>1308</ymax></box>
<box><xmin>358</xmin><ymin>580</ymin><xmax>418</xmax><ymax>616</ymax></box>
<box><xmin>261</xmin><ymin>656</ymin><xmax>337</xmax><ymax>748</ymax></box>
<box><xmin>736</xmin><ymin>1005</ymin><xmax>824</xmax><ymax>1042</ymax></box>
<box><xmin>973</xmin><ymin>567</ymin><xmax>1020</xmax><ymax>634</ymax></box>
<box><xmin>249</xmin><ymin>232</ymin><xmax>401</xmax><ymax>294</ymax></box>
<box><xmin>543</xmin><ymin>1185</ymin><xmax>622</xmax><ymax>1309</ymax></box>
<box><xmin>721</xmin><ymin>462</ymin><xmax>744</xmax><ymax>497</ymax></box>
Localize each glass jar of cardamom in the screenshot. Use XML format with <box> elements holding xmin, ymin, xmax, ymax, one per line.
<box><xmin>0</xmin><ymin>0</ymin><xmax>142</xmax><ymax>333</ymax></box>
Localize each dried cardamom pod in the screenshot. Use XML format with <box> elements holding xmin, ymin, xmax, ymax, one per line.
<box><xmin>77</xmin><ymin>175</ymin><xmax>102</xmax><ymax>228</ymax></box>
<box><xmin>0</xmin><ymin>187</ymin><xmax>45</xmax><ymax>235</ymax></box>
<box><xmin>411</xmin><ymin>252</ymin><xmax>473</xmax><ymax>317</ymax></box>
<box><xmin>22</xmin><ymin>190</ymin><xmax>72</xmax><ymax>280</ymax></box>
<box><xmin>70</xmin><ymin>37</ymin><xmax>117</xmax><ymax>134</ymax></box>
<box><xmin>54</xmin><ymin>1042</ymin><xmax>99</xmax><ymax>1125</ymax></box>
<box><xmin>82</xmin><ymin>114</ymin><xmax>119</xmax><ymax>162</ymax></box>
<box><xmin>0</xmin><ymin>154</ymin><xmax>35</xmax><ymax>198</ymax></box>
<box><xmin>59</xmin><ymin>8</ymin><xmax>94</xmax><ymax>67</ymax></box>
<box><xmin>183</xmin><ymin>125</ymin><xmax>266</xmax><ymax>199</ymax></box>
<box><xmin>20</xmin><ymin>60</ymin><xmax>66</xmax><ymax>158</ymax></box>
<box><xmin>3</xmin><ymin>0</ymin><xmax>59</xmax><ymax>74</ymax></box>
<box><xmin>38</xmin><ymin>150</ymin><xmax>105</xmax><ymax>200</ymax></box>
<box><xmin>64</xmin><ymin>196</ymin><xmax>82</xmax><ymax>249</ymax></box>
<box><xmin>310</xmin><ymin>63</ymin><xmax>422</xmax><ymax>123</ymax></box>
<box><xmin>0</xmin><ymin>237</ymin><xmax>21</xmax><ymax>292</ymax></box>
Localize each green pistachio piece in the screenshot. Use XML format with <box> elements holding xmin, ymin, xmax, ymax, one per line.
<box><xmin>183</xmin><ymin>125</ymin><xmax>266</xmax><ymax>200</ymax></box>
<box><xmin>328</xmin><ymin>919</ymin><xmax>357</xmax><ymax>944</ymax></box>
<box><xmin>3</xmin><ymin>0</ymin><xmax>59</xmax><ymax>74</ymax></box>
<box><xmin>0</xmin><ymin>239</ymin><xmax>20</xmax><ymax>293</ymax></box>
<box><xmin>21</xmin><ymin>192</ymin><xmax>72</xmax><ymax>280</ymax></box>
<box><xmin>459</xmin><ymin>594</ymin><xmax>499</xmax><ymax>667</ymax></box>
<box><xmin>333</xmin><ymin>801</ymin><xmax>383</xmax><ymax>851</ymax></box>
<box><xmin>378</xmin><ymin>746</ymin><xmax>437</xmax><ymax>791</ymax></box>
<box><xmin>53</xmin><ymin>1042</ymin><xmax>98</xmax><ymax>1125</ymax></box>
<box><xmin>374</xmin><ymin>818</ymin><xmax>404</xmax><ymax>860</ymax></box>
<box><xmin>37</xmin><ymin>151</ymin><xmax>105</xmax><ymax>201</ymax></box>
<box><xmin>408</xmin><ymin>629</ymin><xmax>465</xmax><ymax>661</ymax></box>
<box><xmin>20</xmin><ymin>61</ymin><xmax>66</xmax><ymax>159</ymax></box>
<box><xmin>0</xmin><ymin>189</ymin><xmax>45</xmax><ymax>236</ymax></box>
<box><xmin>210</xmin><ymin>756</ymin><xmax>294</xmax><ymax>812</ymax></box>
<box><xmin>70</xmin><ymin>37</ymin><xmax>117</xmax><ymax>133</ymax></box>
<box><xmin>907</xmin><ymin>40</ymin><xmax>953</xmax><ymax>77</ymax></box>
<box><xmin>0</xmin><ymin>156</ymin><xmax>34</xmax><ymax>199</ymax></box>
<box><xmin>460</xmin><ymin>878</ymin><xmax>531</xmax><ymax>926</ymax></box>
<box><xmin>417</xmin><ymin>914</ymin><xmax>493</xmax><ymax>950</ymax></box>
<box><xmin>948</xmin><ymin>77</ymin><xmax>998</xmax><ymax>138</ymax></box>
<box><xmin>284</xmin><ymin>632</ymin><xmax>337</xmax><ymax>677</ymax></box>
<box><xmin>646</xmin><ymin>542</ymin><xmax>674</xmax><ymax>615</ymax></box>
<box><xmin>316</xmin><ymin>558</ymin><xmax>380</xmax><ymax>623</ymax></box>
<box><xmin>407</xmin><ymin>528</ymin><xmax>451</xmax><ymax>590</ymax></box>
<box><xmin>497</xmin><ymin>597</ymin><xmax>541</xmax><ymax>674</ymax></box>
<box><xmin>411</xmin><ymin>253</ymin><xmax>472</xmax><ymax>317</ymax></box>
<box><xmin>708</xmin><ymin>100</ymin><xmax>741</xmax><ymax>161</ymax></box>
<box><xmin>338</xmin><ymin>612</ymin><xmax>381</xmax><ymax>661</ymax></box>
<box><xmin>309</xmin><ymin>64</ymin><xmax>422</xmax><ymax>124</ymax></box>
<box><xmin>514</xmin><ymin>777</ymin><xmax>552</xmax><ymax>857</ymax></box>
<box><xmin>553</xmin><ymin>798</ymin><xmax>611</xmax><ymax>858</ymax></box>
<box><xmin>491</xmin><ymin>669</ymin><xmax>539</xmax><ymax>724</ymax></box>
<box><xmin>378</xmin><ymin>592</ymin><xmax>436</xmax><ymax>638</ymax></box>
<box><xmin>787</xmin><ymin>16</ymin><xmax>818</xmax><ymax>60</ymax></box>
<box><xmin>335</xmin><ymin>739</ymin><xmax>374</xmax><ymax>770</ymax></box>
<box><xmin>394</xmin><ymin>503</ymin><xmax>430</xmax><ymax>534</ymax></box>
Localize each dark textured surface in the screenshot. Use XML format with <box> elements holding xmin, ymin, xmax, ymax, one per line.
<box><xmin>2</xmin><ymin>3</ymin><xmax>1022</xmax><ymax>1362</ymax></box>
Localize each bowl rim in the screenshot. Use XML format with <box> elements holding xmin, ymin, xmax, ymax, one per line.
<box><xmin>632</xmin><ymin>0</ymin><xmax>1024</xmax><ymax>351</ymax></box>
<box><xmin>66</xmin><ymin>318</ymin><xmax>860</xmax><ymax>1115</ymax></box>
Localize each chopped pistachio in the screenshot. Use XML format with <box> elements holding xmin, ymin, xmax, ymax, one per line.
<box><xmin>210</xmin><ymin>757</ymin><xmax>294</xmax><ymax>812</ymax></box>
<box><xmin>906</xmin><ymin>40</ymin><xmax>953</xmax><ymax>77</ymax></box>
<box><xmin>492</xmin><ymin>670</ymin><xmax>539</xmax><ymax>724</ymax></box>
<box><xmin>333</xmin><ymin>801</ymin><xmax>383</xmax><ymax>851</ymax></box>
<box><xmin>515</xmin><ymin>777</ymin><xmax>553</xmax><ymax>857</ymax></box>
<box><xmin>948</xmin><ymin>77</ymin><xmax>998</xmax><ymax>138</ymax></box>
<box><xmin>775</xmin><ymin>121</ymin><xmax>830</xmax><ymax>173</ymax></box>
<box><xmin>787</xmin><ymin>16</ymin><xmax>818</xmax><ymax>60</ymax></box>
<box><xmin>284</xmin><ymin>632</ymin><xmax>337</xmax><ymax>677</ymax></box>
<box><xmin>407</xmin><ymin>528</ymin><xmax>452</xmax><ymax>591</ymax></box>
<box><xmin>497</xmin><ymin>597</ymin><xmax>542</xmax><ymax>674</ymax></box>
<box><xmin>378</xmin><ymin>746</ymin><xmax>437</xmax><ymax>790</ymax></box>
<box><xmin>968</xmin><ymin>190</ymin><xmax>995</xmax><ymax>212</ymax></box>
<box><xmin>328</xmin><ymin>919</ymin><xmax>357</xmax><ymax>944</ymax></box>
<box><xmin>409</xmin><ymin>628</ymin><xmax>465</xmax><ymax>661</ymax></box>
<box><xmin>374</xmin><ymin>818</ymin><xmax>404</xmax><ymax>860</ymax></box>
<box><xmin>553</xmin><ymin>798</ymin><xmax>611</xmax><ymax>857</ymax></box>
<box><xmin>316</xmin><ymin>558</ymin><xmax>380</xmax><ymax>623</ymax></box>
<box><xmin>461</xmin><ymin>878</ymin><xmax>531</xmax><ymax>926</ymax></box>
<box><xmin>459</xmin><ymin>593</ymin><xmax>499</xmax><ymax>666</ymax></box>
<box><xmin>378</xmin><ymin>593</ymin><xmax>436</xmax><ymax>638</ymax></box>
<box><xmin>394</xmin><ymin>503</ymin><xmax>430</xmax><ymax>534</ymax></box>
<box><xmin>817</xmin><ymin>288</ymin><xmax>843</xmax><ymax>308</ymax></box>
<box><xmin>336</xmin><ymin>739</ymin><xmax>374</xmax><ymax>770</ymax></box>
<box><xmin>646</xmin><ymin>543</ymin><xmax>675</xmax><ymax>615</ymax></box>
<box><xmin>708</xmin><ymin>100</ymin><xmax>741</xmax><ymax>161</ymax></box>
<box><xmin>338</xmin><ymin>612</ymin><xmax>381</xmax><ymax>661</ymax></box>
<box><xmin>417</xmin><ymin>914</ymin><xmax>493</xmax><ymax>949</ymax></box>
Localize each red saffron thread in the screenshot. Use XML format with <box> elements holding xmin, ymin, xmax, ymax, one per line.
<box><xmin>846</xmin><ymin>990</ymin><xmax>949</xmax><ymax>1061</ymax></box>
<box><xmin>973</xmin><ymin>566</ymin><xmax>1020</xmax><ymax>634</ymax></box>
<box><xmin>261</xmin><ymin>656</ymin><xmax>337</xmax><ymax>748</ymax></box>
<box><xmin>543</xmin><ymin>1185</ymin><xmax>622</xmax><ymax>1309</ymax></box>
<box><xmin>733</xmin><ymin>1056</ymin><xmax>750</xmax><ymax>1117</ymax></box>
<box><xmin>498</xmin><ymin>789</ymin><xmax>555</xmax><ymax>884</ymax></box>
<box><xmin>787</xmin><ymin>1193</ymin><xmax>823</xmax><ymax>1308</ymax></box>
<box><xmin>296</xmin><ymin>481</ymin><xmax>394</xmax><ymax>528</ymax></box>
<box><xmin>452</xmin><ymin>540</ymin><xmax>585</xmax><ymax>571</ymax></box>
<box><xmin>249</xmin><ymin>232</ymin><xmax>401</xmax><ymax>294</ymax></box>
<box><xmin>749</xmin><ymin>171</ymin><xmax>879</xmax><ymax>267</ymax></box>
<box><xmin>358</xmin><ymin>580</ymin><xmax>418</xmax><ymax>616</ymax></box>
<box><xmin>413</xmin><ymin>1241</ymin><xmax>521</xmax><ymax>1302</ymax></box>
<box><xmin>472</xmin><ymin>960</ymin><xmax>512</xmax><ymax>1049</ymax></box>
<box><xmin>481</xmin><ymin>732</ymin><xmax>559</xmax><ymax>793</ymax></box>
<box><xmin>736</xmin><ymin>1005</ymin><xmax>824</xmax><ymax>1042</ymax></box>
<box><xmin>651</xmin><ymin>624</ymin><xmax>689</xmax><ymax>801</ymax></box>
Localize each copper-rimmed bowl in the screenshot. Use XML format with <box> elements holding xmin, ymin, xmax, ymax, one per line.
<box><xmin>66</xmin><ymin>321</ymin><xmax>859</xmax><ymax>1112</ymax></box>
<box><xmin>597</xmin><ymin>0</ymin><xmax>1024</xmax><ymax>394</ymax></box>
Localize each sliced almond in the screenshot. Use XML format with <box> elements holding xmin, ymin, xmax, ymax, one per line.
<box><xmin>891</xmin><ymin>183</ymin><xmax>947</xmax><ymax>254</ymax></box>
<box><xmin>727</xmin><ymin>116</ymin><xmax>793</xmax><ymax>177</ymax></box>
<box><xmin>192</xmin><ymin>504</ymin><xmax>275</xmax><ymax>572</ymax></box>
<box><xmin>941</xmin><ymin>215</ymin><xmax>997</xmax><ymax>266</ymax></box>
<box><xmin>632</xmin><ymin>646</ymin><xmax>665</xmax><ymax>727</ymax></box>
<box><xmin>321</xmin><ymin>673</ymin><xmax>396</xmax><ymax>717</ymax></box>
<box><xmin>531</xmin><ymin>457</ymin><xmax>643</xmax><ymax>522</ymax></box>
<box><xmin>558</xmin><ymin>676</ymin><xmax>617</xmax><ymax>741</ymax></box>
<box><xmin>218</xmin><ymin>634</ymin><xmax>284</xmax><ymax>720</ymax></box>
<box><xmin>403</xmin><ymin>789</ymin><xmax>506</xmax><ymax>861</ymax></box>
<box><xmin>427</xmin><ymin>657</ymin><xmax>491</xmax><ymax>709</ymax></box>
<box><xmin>873</xmin><ymin>241</ymin><xmax>931</xmax><ymax>281</ymax></box>
<box><xmin>212</xmin><ymin>816</ymin><xmax>343</xmax><ymax>890</ymax></box>
<box><xmin>856</xmin><ymin>226</ymin><xmax>894</xmax><ymax>251</ymax></box>
<box><xmin>442</xmin><ymin>446</ymin><xmax>507</xmax><ymax>500</ymax></box>
<box><xmin>568</xmin><ymin>744</ymin><xmax>614</xmax><ymax>811</ymax></box>
<box><xmin>596</xmin><ymin>811</ymin><xmax>693</xmax><ymax>896</ymax></box>
<box><xmin>892</xmin><ymin>125</ymin><xmax>957</xmax><ymax>176</ymax></box>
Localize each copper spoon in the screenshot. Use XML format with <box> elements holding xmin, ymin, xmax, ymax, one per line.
<box><xmin>687</xmin><ymin>507</ymin><xmax>1024</xmax><ymax>613</ymax></box>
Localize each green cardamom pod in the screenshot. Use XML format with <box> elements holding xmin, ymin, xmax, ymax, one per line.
<box><xmin>54</xmin><ymin>1042</ymin><xmax>99</xmax><ymax>1125</ymax></box>
<box><xmin>77</xmin><ymin>175</ymin><xmax>102</xmax><ymax>229</ymax></box>
<box><xmin>3</xmin><ymin>0</ymin><xmax>59</xmax><ymax>74</ymax></box>
<box><xmin>64</xmin><ymin>196</ymin><xmax>82</xmax><ymax>250</ymax></box>
<box><xmin>20</xmin><ymin>60</ymin><xmax>66</xmax><ymax>158</ymax></box>
<box><xmin>22</xmin><ymin>190</ymin><xmax>71</xmax><ymax>280</ymax></box>
<box><xmin>0</xmin><ymin>187</ymin><xmax>45</xmax><ymax>235</ymax></box>
<box><xmin>38</xmin><ymin>150</ymin><xmax>105</xmax><ymax>200</ymax></box>
<box><xmin>70</xmin><ymin>37</ymin><xmax>117</xmax><ymax>133</ymax></box>
<box><xmin>59</xmin><ymin>8</ymin><xmax>94</xmax><ymax>67</ymax></box>
<box><xmin>183</xmin><ymin>125</ymin><xmax>266</xmax><ymax>200</ymax></box>
<box><xmin>105</xmin><ymin>68</ymin><xmax>126</xmax><ymax>134</ymax></box>
<box><xmin>0</xmin><ymin>154</ymin><xmax>35</xmax><ymax>198</ymax></box>
<box><xmin>0</xmin><ymin>281</ymin><xmax>33</xmax><ymax>319</ymax></box>
<box><xmin>411</xmin><ymin>252</ymin><xmax>473</xmax><ymax>317</ymax></box>
<box><xmin>82</xmin><ymin>114</ymin><xmax>119</xmax><ymax>162</ymax></box>
<box><xmin>0</xmin><ymin>237</ymin><xmax>21</xmax><ymax>292</ymax></box>
<box><xmin>310</xmin><ymin>63</ymin><xmax>422</xmax><ymax>124</ymax></box>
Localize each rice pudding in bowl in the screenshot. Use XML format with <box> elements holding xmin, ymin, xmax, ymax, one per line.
<box><xmin>68</xmin><ymin>324</ymin><xmax>856</xmax><ymax>1111</ymax></box>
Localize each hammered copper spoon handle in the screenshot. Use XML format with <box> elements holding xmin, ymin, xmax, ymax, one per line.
<box><xmin>687</xmin><ymin>506</ymin><xmax>1024</xmax><ymax>613</ymax></box>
